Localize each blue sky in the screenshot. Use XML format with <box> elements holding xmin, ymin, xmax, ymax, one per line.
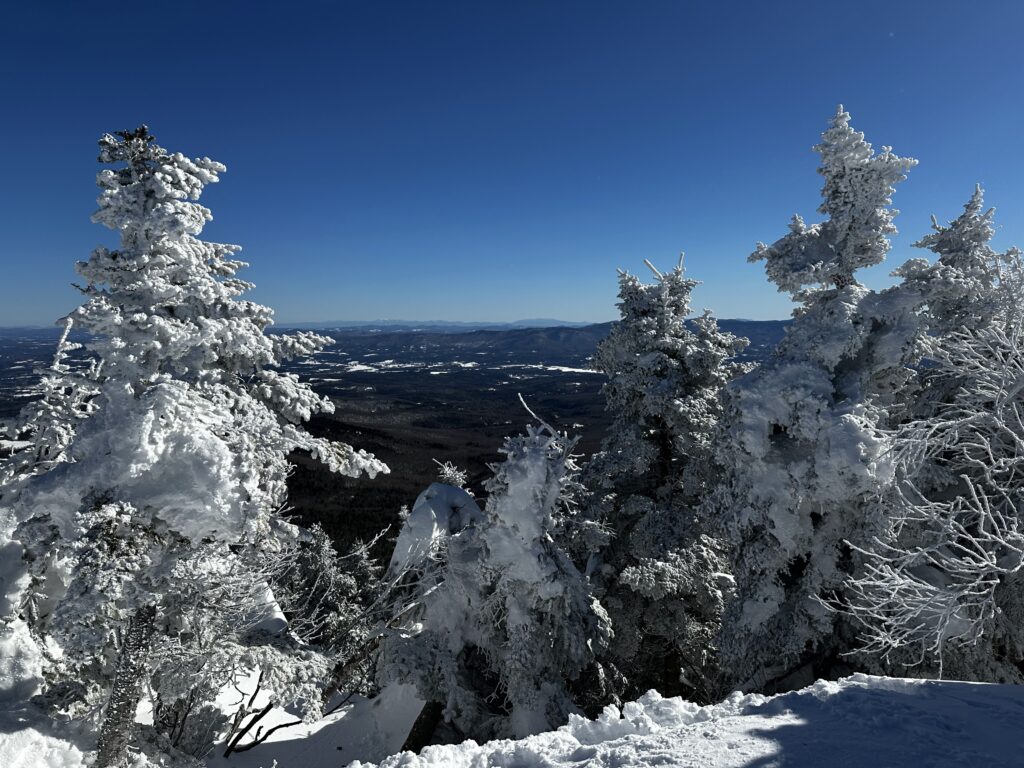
<box><xmin>2</xmin><ymin>1</ymin><xmax>1022</xmax><ymax>325</ymax></box>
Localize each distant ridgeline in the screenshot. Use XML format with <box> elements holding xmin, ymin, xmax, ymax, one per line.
<box><xmin>0</xmin><ymin>320</ymin><xmax>788</xmax><ymax>418</ymax></box>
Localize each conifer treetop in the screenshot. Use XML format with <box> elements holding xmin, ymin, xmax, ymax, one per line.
<box><xmin>15</xmin><ymin>126</ymin><xmax>386</xmax><ymax>545</ymax></box>
<box><xmin>76</xmin><ymin>125</ymin><xmax>333</xmax><ymax>397</ymax></box>
<box><xmin>751</xmin><ymin>106</ymin><xmax>917</xmax><ymax>295</ymax></box>
<box><xmin>896</xmin><ymin>185</ymin><xmax>1022</xmax><ymax>337</ymax></box>
<box><xmin>592</xmin><ymin>259</ymin><xmax>747</xmax><ymax>499</ymax></box>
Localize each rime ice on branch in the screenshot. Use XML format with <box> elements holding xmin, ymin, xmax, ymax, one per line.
<box><xmin>841</xmin><ymin>193</ymin><xmax>1024</xmax><ymax>683</ymax></box>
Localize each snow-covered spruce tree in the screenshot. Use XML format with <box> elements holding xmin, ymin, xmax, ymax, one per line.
<box><xmin>582</xmin><ymin>259</ymin><xmax>747</xmax><ymax>704</ymax></box>
<box><xmin>896</xmin><ymin>186</ymin><xmax>1018</xmax><ymax>341</ymax></box>
<box><xmin>0</xmin><ymin>318</ymin><xmax>99</xmax><ymax>495</ymax></box>
<box><xmin>712</xmin><ymin>107</ymin><xmax>919</xmax><ymax>693</ymax></box>
<box><xmin>380</xmin><ymin>422</ymin><xmax>609</xmax><ymax>743</ymax></box>
<box><xmin>8</xmin><ymin>126</ymin><xmax>386</xmax><ymax>764</ymax></box>
<box><xmin>0</xmin><ymin>319</ymin><xmax>99</xmax><ymax>715</ymax></box>
<box><xmin>893</xmin><ymin>186</ymin><xmax>1023</xmax><ymax>423</ymax></box>
<box><xmin>271</xmin><ymin>523</ymin><xmax>386</xmax><ymax>703</ymax></box>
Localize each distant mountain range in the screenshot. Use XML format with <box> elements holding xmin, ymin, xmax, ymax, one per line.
<box><xmin>280</xmin><ymin>318</ymin><xmax>599</xmax><ymax>332</ymax></box>
<box><xmin>0</xmin><ymin>317</ymin><xmax>788</xmax><ymax>334</ymax></box>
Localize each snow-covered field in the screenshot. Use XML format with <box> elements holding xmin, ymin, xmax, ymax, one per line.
<box><xmin>3</xmin><ymin>674</ymin><xmax>1022</xmax><ymax>767</ymax></box>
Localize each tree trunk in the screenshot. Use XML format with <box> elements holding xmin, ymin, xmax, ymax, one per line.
<box><xmin>656</xmin><ymin>417</ymin><xmax>673</xmax><ymax>495</ymax></box>
<box><xmin>95</xmin><ymin>604</ymin><xmax>157</xmax><ymax>768</ymax></box>
<box><xmin>400</xmin><ymin>700</ymin><xmax>444</xmax><ymax>754</ymax></box>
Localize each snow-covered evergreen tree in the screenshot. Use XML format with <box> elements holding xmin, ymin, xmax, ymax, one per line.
<box><xmin>712</xmin><ymin>107</ymin><xmax>919</xmax><ymax>692</ymax></box>
<box><xmin>582</xmin><ymin>259</ymin><xmax>746</xmax><ymax>703</ymax></box>
<box><xmin>890</xmin><ymin>186</ymin><xmax>1024</xmax><ymax>424</ymax></box>
<box><xmin>272</xmin><ymin>523</ymin><xmax>386</xmax><ymax>702</ymax></box>
<box><xmin>0</xmin><ymin>319</ymin><xmax>99</xmax><ymax>724</ymax></box>
<box><xmin>896</xmin><ymin>186</ymin><xmax>1019</xmax><ymax>340</ymax></box>
<box><xmin>0</xmin><ymin>318</ymin><xmax>98</xmax><ymax>495</ymax></box>
<box><xmin>5</xmin><ymin>126</ymin><xmax>386</xmax><ymax>764</ymax></box>
<box><xmin>380</xmin><ymin>422</ymin><xmax>609</xmax><ymax>743</ymax></box>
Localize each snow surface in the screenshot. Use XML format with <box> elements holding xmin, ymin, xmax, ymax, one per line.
<box><xmin>1</xmin><ymin>674</ymin><xmax>1023</xmax><ymax>766</ymax></box>
<box><xmin>348</xmin><ymin>674</ymin><xmax>1024</xmax><ymax>768</ymax></box>
<box><xmin>0</xmin><ymin>710</ymin><xmax>87</xmax><ymax>768</ymax></box>
<box><xmin>205</xmin><ymin>682</ymin><xmax>424</xmax><ymax>768</ymax></box>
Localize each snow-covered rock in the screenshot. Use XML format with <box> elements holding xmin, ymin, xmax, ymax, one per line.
<box><xmin>387</xmin><ymin>483</ymin><xmax>482</xmax><ymax>574</ymax></box>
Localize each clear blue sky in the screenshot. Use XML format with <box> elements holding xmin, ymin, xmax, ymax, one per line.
<box><xmin>2</xmin><ymin>1</ymin><xmax>1022</xmax><ymax>326</ymax></box>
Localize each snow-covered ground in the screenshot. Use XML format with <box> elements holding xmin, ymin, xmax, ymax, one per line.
<box><xmin>3</xmin><ymin>674</ymin><xmax>1022</xmax><ymax>767</ymax></box>
<box><xmin>0</xmin><ymin>708</ymin><xmax>89</xmax><ymax>768</ymax></box>
<box><xmin>205</xmin><ymin>682</ymin><xmax>424</xmax><ymax>768</ymax></box>
<box><xmin>348</xmin><ymin>675</ymin><xmax>1024</xmax><ymax>768</ymax></box>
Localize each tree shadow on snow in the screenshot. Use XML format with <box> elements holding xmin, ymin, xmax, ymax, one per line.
<box><xmin>736</xmin><ymin>678</ymin><xmax>1024</xmax><ymax>768</ymax></box>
